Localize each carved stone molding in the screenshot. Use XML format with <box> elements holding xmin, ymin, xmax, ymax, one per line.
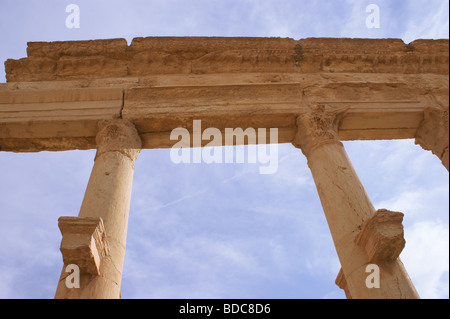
<box><xmin>355</xmin><ymin>209</ymin><xmax>406</xmax><ymax>262</ymax></box>
<box><xmin>5</xmin><ymin>38</ymin><xmax>448</xmax><ymax>82</ymax></box>
<box><xmin>292</xmin><ymin>104</ymin><xmax>349</xmax><ymax>157</ymax></box>
<box><xmin>95</xmin><ymin>119</ymin><xmax>142</xmax><ymax>163</ymax></box>
<box><xmin>415</xmin><ymin>99</ymin><xmax>449</xmax><ymax>171</ymax></box>
<box><xmin>58</xmin><ymin>216</ymin><xmax>111</xmax><ymax>276</ymax></box>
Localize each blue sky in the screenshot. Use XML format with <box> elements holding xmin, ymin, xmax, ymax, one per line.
<box><xmin>0</xmin><ymin>0</ymin><xmax>448</xmax><ymax>299</ymax></box>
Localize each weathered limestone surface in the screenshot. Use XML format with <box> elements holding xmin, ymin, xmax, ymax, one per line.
<box><xmin>1</xmin><ymin>37</ymin><xmax>448</xmax><ymax>152</ymax></box>
<box><xmin>55</xmin><ymin>119</ymin><xmax>141</xmax><ymax>299</ymax></box>
<box><xmin>58</xmin><ymin>216</ymin><xmax>110</xmax><ymax>276</ymax></box>
<box><xmin>355</xmin><ymin>209</ymin><xmax>406</xmax><ymax>263</ymax></box>
<box><xmin>415</xmin><ymin>95</ymin><xmax>449</xmax><ymax>171</ymax></box>
<box><xmin>5</xmin><ymin>38</ymin><xmax>449</xmax><ymax>82</ymax></box>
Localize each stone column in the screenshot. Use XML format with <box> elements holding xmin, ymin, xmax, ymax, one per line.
<box><xmin>292</xmin><ymin>105</ymin><xmax>419</xmax><ymax>299</ymax></box>
<box><xmin>55</xmin><ymin>119</ymin><xmax>142</xmax><ymax>299</ymax></box>
<box><xmin>415</xmin><ymin>101</ymin><xmax>449</xmax><ymax>171</ymax></box>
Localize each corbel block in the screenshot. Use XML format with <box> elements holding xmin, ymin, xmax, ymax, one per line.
<box><xmin>355</xmin><ymin>209</ymin><xmax>405</xmax><ymax>262</ymax></box>
<box><xmin>58</xmin><ymin>216</ymin><xmax>110</xmax><ymax>276</ymax></box>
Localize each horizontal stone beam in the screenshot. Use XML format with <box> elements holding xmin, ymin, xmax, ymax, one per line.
<box><xmin>0</xmin><ymin>72</ymin><xmax>447</xmax><ymax>152</ymax></box>
<box><xmin>1</xmin><ymin>37</ymin><xmax>448</xmax><ymax>153</ymax></box>
<box><xmin>0</xmin><ymin>87</ymin><xmax>123</xmax><ymax>152</ymax></box>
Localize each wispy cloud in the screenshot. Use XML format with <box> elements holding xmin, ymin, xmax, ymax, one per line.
<box><xmin>341</xmin><ymin>0</ymin><xmax>449</xmax><ymax>41</ymax></box>
<box><xmin>402</xmin><ymin>221</ymin><xmax>449</xmax><ymax>299</ymax></box>
<box><xmin>402</xmin><ymin>0</ymin><xmax>450</xmax><ymax>42</ymax></box>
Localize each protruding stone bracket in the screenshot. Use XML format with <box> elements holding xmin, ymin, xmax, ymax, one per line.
<box><xmin>355</xmin><ymin>209</ymin><xmax>406</xmax><ymax>262</ymax></box>
<box><xmin>58</xmin><ymin>216</ymin><xmax>111</xmax><ymax>276</ymax></box>
<box><xmin>292</xmin><ymin>104</ymin><xmax>350</xmax><ymax>157</ymax></box>
<box><xmin>415</xmin><ymin>98</ymin><xmax>449</xmax><ymax>171</ymax></box>
<box><xmin>335</xmin><ymin>268</ymin><xmax>352</xmax><ymax>299</ymax></box>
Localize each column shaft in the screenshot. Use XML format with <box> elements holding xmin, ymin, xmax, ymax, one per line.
<box><xmin>293</xmin><ymin>105</ymin><xmax>419</xmax><ymax>299</ymax></box>
<box><xmin>307</xmin><ymin>142</ymin><xmax>418</xmax><ymax>299</ymax></box>
<box><xmin>55</xmin><ymin>119</ymin><xmax>141</xmax><ymax>299</ymax></box>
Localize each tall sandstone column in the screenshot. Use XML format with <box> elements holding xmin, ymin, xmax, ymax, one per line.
<box><xmin>55</xmin><ymin>119</ymin><xmax>142</xmax><ymax>299</ymax></box>
<box><xmin>293</xmin><ymin>105</ymin><xmax>419</xmax><ymax>299</ymax></box>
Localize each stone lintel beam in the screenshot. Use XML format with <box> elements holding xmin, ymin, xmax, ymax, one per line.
<box><xmin>0</xmin><ymin>87</ymin><xmax>124</xmax><ymax>152</ymax></box>
<box><xmin>1</xmin><ymin>38</ymin><xmax>447</xmax><ymax>153</ymax></box>
<box><xmin>415</xmin><ymin>97</ymin><xmax>449</xmax><ymax>171</ymax></box>
<box><xmin>58</xmin><ymin>216</ymin><xmax>110</xmax><ymax>276</ymax></box>
<box><xmin>355</xmin><ymin>209</ymin><xmax>406</xmax><ymax>263</ymax></box>
<box><xmin>1</xmin><ymin>73</ymin><xmax>447</xmax><ymax>153</ymax></box>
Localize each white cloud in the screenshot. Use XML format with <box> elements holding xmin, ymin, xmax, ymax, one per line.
<box><xmin>402</xmin><ymin>0</ymin><xmax>450</xmax><ymax>42</ymax></box>
<box><xmin>402</xmin><ymin>221</ymin><xmax>449</xmax><ymax>299</ymax></box>
<box><xmin>375</xmin><ymin>185</ymin><xmax>449</xmax><ymax>222</ymax></box>
<box><xmin>342</xmin><ymin>0</ymin><xmax>449</xmax><ymax>41</ymax></box>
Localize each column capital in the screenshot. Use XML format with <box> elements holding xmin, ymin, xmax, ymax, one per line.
<box><xmin>415</xmin><ymin>98</ymin><xmax>449</xmax><ymax>171</ymax></box>
<box><xmin>95</xmin><ymin>119</ymin><xmax>142</xmax><ymax>163</ymax></box>
<box><xmin>292</xmin><ymin>104</ymin><xmax>349</xmax><ymax>157</ymax></box>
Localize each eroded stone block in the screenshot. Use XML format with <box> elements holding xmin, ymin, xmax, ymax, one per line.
<box><xmin>355</xmin><ymin>209</ymin><xmax>405</xmax><ymax>262</ymax></box>
<box><xmin>58</xmin><ymin>216</ymin><xmax>110</xmax><ymax>276</ymax></box>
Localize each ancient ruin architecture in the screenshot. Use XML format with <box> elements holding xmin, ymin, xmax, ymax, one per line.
<box><xmin>0</xmin><ymin>37</ymin><xmax>448</xmax><ymax>299</ymax></box>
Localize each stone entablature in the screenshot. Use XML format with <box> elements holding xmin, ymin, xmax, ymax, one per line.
<box><xmin>4</xmin><ymin>38</ymin><xmax>449</xmax><ymax>82</ymax></box>
<box><xmin>1</xmin><ymin>38</ymin><xmax>448</xmax><ymax>153</ymax></box>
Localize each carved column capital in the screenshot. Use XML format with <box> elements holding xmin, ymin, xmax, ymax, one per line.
<box><xmin>415</xmin><ymin>98</ymin><xmax>449</xmax><ymax>171</ymax></box>
<box><xmin>292</xmin><ymin>104</ymin><xmax>349</xmax><ymax>157</ymax></box>
<box><xmin>95</xmin><ymin>119</ymin><xmax>142</xmax><ymax>163</ymax></box>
